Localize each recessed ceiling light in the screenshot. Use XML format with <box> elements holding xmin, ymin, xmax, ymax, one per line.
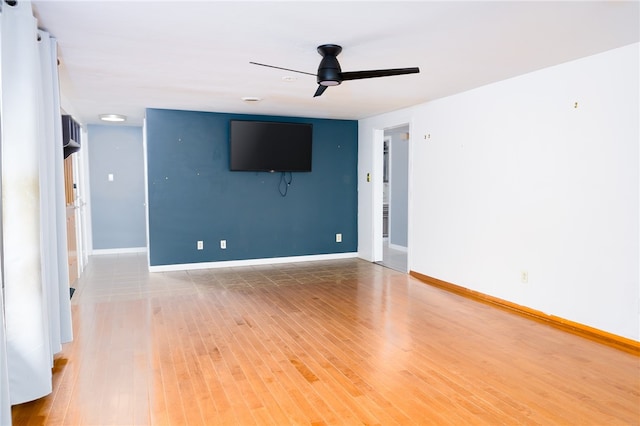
<box><xmin>241</xmin><ymin>96</ymin><xmax>262</xmax><ymax>103</ymax></box>
<box><xmin>99</xmin><ymin>113</ymin><xmax>127</xmax><ymax>122</ymax></box>
<box><xmin>282</xmin><ymin>76</ymin><xmax>297</xmax><ymax>82</ymax></box>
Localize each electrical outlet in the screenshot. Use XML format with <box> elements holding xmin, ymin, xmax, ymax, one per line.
<box><xmin>220</xmin><ymin>240</ymin><xmax>226</xmax><ymax>249</ymax></box>
<box><xmin>521</xmin><ymin>270</ymin><xmax>528</xmax><ymax>284</ymax></box>
<box><xmin>197</xmin><ymin>241</ymin><xmax>203</xmax><ymax>250</ymax></box>
<box><xmin>336</xmin><ymin>233</ymin><xmax>342</xmax><ymax>243</ymax></box>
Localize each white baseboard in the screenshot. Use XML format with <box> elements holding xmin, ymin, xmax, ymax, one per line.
<box><xmin>91</xmin><ymin>247</ymin><xmax>148</xmax><ymax>255</ymax></box>
<box><xmin>389</xmin><ymin>243</ymin><xmax>408</xmax><ymax>252</ymax></box>
<box><xmin>149</xmin><ymin>252</ymin><xmax>359</xmax><ymax>273</ymax></box>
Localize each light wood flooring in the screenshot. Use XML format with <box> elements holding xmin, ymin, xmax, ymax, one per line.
<box><xmin>12</xmin><ymin>253</ymin><xmax>640</xmax><ymax>425</ymax></box>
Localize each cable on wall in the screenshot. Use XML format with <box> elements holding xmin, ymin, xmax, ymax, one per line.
<box><xmin>278</xmin><ymin>171</ymin><xmax>292</xmax><ymax>197</ymax></box>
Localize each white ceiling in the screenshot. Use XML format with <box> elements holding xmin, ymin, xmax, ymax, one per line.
<box><xmin>31</xmin><ymin>1</ymin><xmax>639</xmax><ymax>126</ymax></box>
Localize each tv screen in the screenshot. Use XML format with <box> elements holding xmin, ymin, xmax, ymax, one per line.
<box><xmin>230</xmin><ymin>120</ymin><xmax>312</xmax><ymax>172</ymax></box>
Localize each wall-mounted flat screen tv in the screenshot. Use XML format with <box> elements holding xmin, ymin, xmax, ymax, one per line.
<box><xmin>230</xmin><ymin>120</ymin><xmax>312</xmax><ymax>172</ymax></box>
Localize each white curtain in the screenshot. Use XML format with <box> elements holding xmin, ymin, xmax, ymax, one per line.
<box><xmin>0</xmin><ymin>244</ymin><xmax>10</xmax><ymax>426</ymax></box>
<box><xmin>0</xmin><ymin>9</ymin><xmax>10</xmax><ymax>420</ymax></box>
<box><xmin>0</xmin><ymin>0</ymin><xmax>73</xmax><ymax>414</ymax></box>
<box><xmin>38</xmin><ymin>28</ymin><xmax>73</xmax><ymax>357</ymax></box>
<box><xmin>0</xmin><ymin>288</ymin><xmax>10</xmax><ymax>426</ymax></box>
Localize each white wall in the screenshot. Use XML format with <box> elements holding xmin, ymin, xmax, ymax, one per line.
<box><xmin>358</xmin><ymin>43</ymin><xmax>639</xmax><ymax>341</ymax></box>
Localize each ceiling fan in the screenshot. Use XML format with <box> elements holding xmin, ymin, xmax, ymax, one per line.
<box><xmin>250</xmin><ymin>44</ymin><xmax>420</xmax><ymax>97</ymax></box>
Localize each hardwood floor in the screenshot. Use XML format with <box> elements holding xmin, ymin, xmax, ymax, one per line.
<box><xmin>12</xmin><ymin>253</ymin><xmax>640</xmax><ymax>425</ymax></box>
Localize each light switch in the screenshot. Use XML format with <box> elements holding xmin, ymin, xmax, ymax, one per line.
<box><xmin>108</xmin><ymin>173</ymin><xmax>114</xmax><ymax>181</ymax></box>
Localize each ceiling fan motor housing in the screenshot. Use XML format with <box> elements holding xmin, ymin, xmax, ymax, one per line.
<box><xmin>317</xmin><ymin>44</ymin><xmax>343</xmax><ymax>86</ymax></box>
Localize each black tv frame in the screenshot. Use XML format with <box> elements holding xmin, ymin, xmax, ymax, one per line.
<box><xmin>229</xmin><ymin>120</ymin><xmax>312</xmax><ymax>172</ymax></box>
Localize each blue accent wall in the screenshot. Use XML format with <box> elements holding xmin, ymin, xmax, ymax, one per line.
<box><xmin>145</xmin><ymin>108</ymin><xmax>358</xmax><ymax>266</ymax></box>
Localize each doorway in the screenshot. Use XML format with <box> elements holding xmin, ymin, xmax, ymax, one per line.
<box><xmin>64</xmin><ymin>155</ymin><xmax>78</xmax><ymax>286</ymax></box>
<box><xmin>377</xmin><ymin>125</ymin><xmax>409</xmax><ymax>272</ymax></box>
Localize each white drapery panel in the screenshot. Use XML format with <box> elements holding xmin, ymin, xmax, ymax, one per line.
<box><xmin>38</xmin><ymin>28</ymin><xmax>73</xmax><ymax>357</ymax></box>
<box><xmin>0</xmin><ymin>0</ymin><xmax>73</xmax><ymax>412</ymax></box>
<box><xmin>0</xmin><ymin>11</ymin><xmax>10</xmax><ymax>421</ymax></box>
<box><xmin>46</xmin><ymin>29</ymin><xmax>74</xmax><ymax>353</ymax></box>
<box><xmin>0</xmin><ymin>15</ymin><xmax>9</xmax><ymax>426</ymax></box>
<box><xmin>0</xmin><ymin>255</ymin><xmax>10</xmax><ymax>426</ymax></box>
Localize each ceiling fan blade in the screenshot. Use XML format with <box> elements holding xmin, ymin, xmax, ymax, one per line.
<box><xmin>340</xmin><ymin>67</ymin><xmax>420</xmax><ymax>81</ymax></box>
<box><xmin>313</xmin><ymin>85</ymin><xmax>328</xmax><ymax>97</ymax></box>
<box><xmin>249</xmin><ymin>62</ymin><xmax>316</xmax><ymax>77</ymax></box>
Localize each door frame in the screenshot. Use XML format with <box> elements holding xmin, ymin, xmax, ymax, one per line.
<box><xmin>374</xmin><ymin>122</ymin><xmax>412</xmax><ymax>270</ymax></box>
